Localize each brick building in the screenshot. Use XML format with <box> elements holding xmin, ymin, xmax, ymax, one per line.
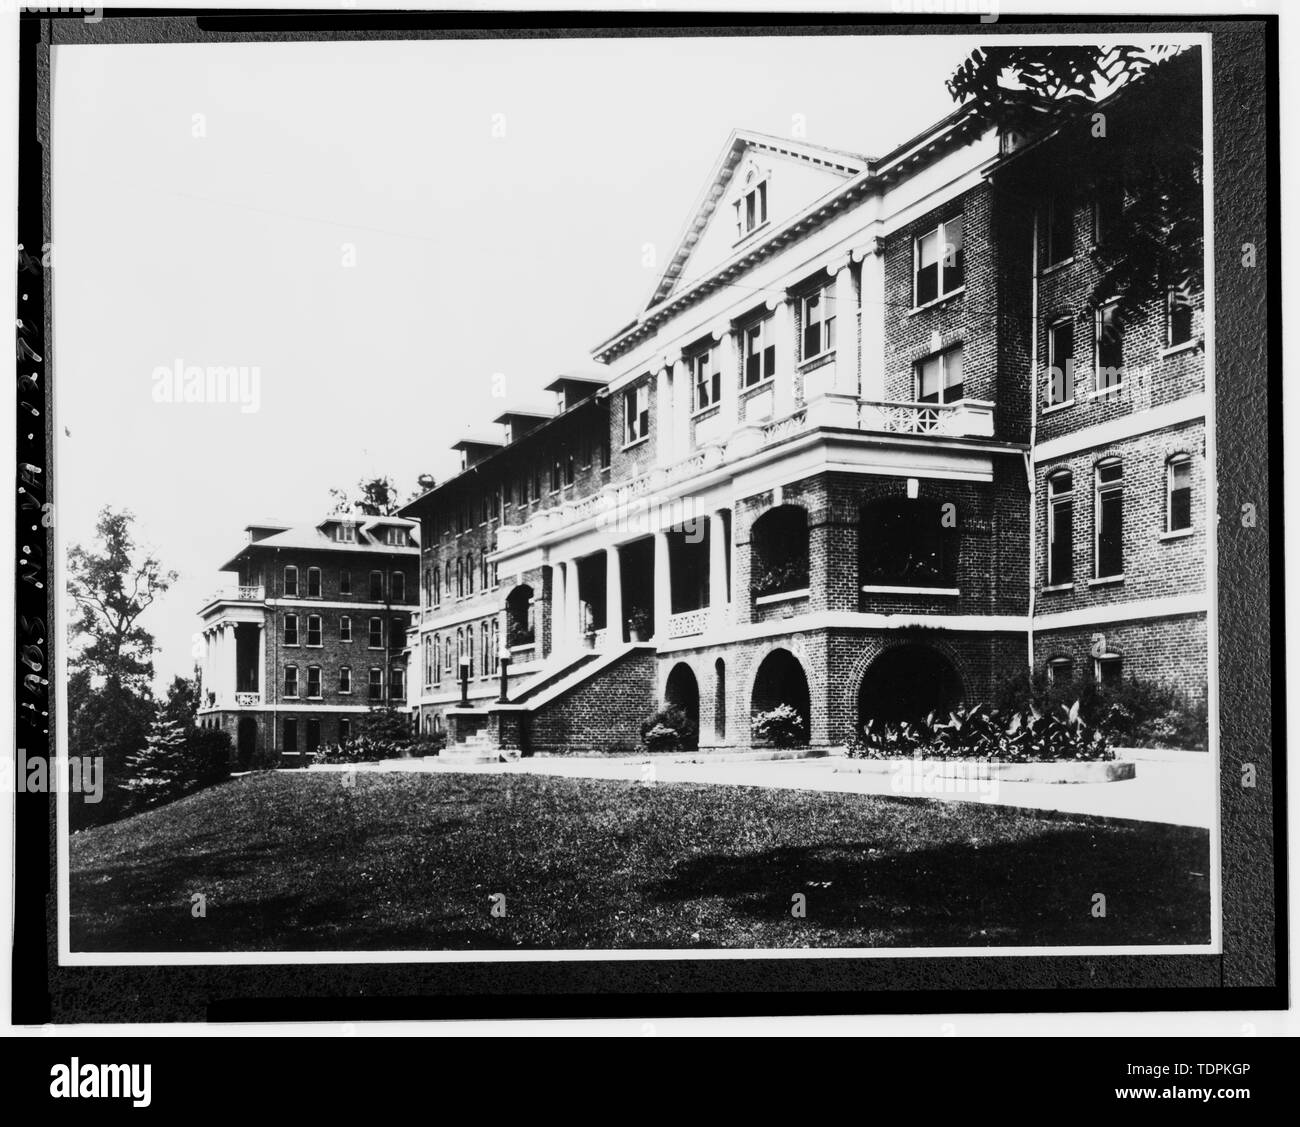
<box><xmin>197</xmin><ymin>514</ymin><xmax>419</xmax><ymax>764</ymax></box>
<box><xmin>401</xmin><ymin>51</ymin><xmax>1207</xmax><ymax>756</ymax></box>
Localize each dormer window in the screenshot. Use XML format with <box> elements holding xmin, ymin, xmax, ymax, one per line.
<box><xmin>383</xmin><ymin>526</ymin><xmax>406</xmax><ymax>547</ymax></box>
<box><xmin>733</xmin><ymin>164</ymin><xmax>769</xmax><ymax>240</ymax></box>
<box><xmin>335</xmin><ymin>522</ymin><xmax>356</xmax><ymax>544</ymax></box>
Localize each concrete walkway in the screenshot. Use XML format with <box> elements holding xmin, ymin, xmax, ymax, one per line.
<box><xmin>309</xmin><ymin>748</ymin><xmax>1214</xmax><ymax>829</ymax></box>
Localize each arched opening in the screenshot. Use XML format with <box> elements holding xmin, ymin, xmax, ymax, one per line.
<box><xmin>750</xmin><ymin>648</ymin><xmax>811</xmax><ymax>746</ymax></box>
<box><xmin>750</xmin><ymin>505</ymin><xmax>809</xmax><ymax>599</ymax></box>
<box><xmin>505</xmin><ymin>584</ymin><xmax>534</xmax><ymax>649</ymax></box>
<box><xmin>236</xmin><ymin>717</ymin><xmax>257</xmax><ymax>768</ymax></box>
<box><xmin>714</xmin><ymin>658</ymin><xmax>727</xmax><ymax>740</ymax></box>
<box><xmin>858</xmin><ymin>644</ymin><xmax>964</xmax><ymax>728</ymax></box>
<box><xmin>663</xmin><ymin>662</ymin><xmax>700</xmax><ymax>749</ymax></box>
<box><xmin>859</xmin><ymin>498</ymin><xmax>959</xmax><ymax>589</ymax></box>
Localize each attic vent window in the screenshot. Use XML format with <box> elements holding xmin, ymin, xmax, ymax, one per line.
<box><xmin>734</xmin><ymin>173</ymin><xmax>769</xmax><ymax>239</ymax></box>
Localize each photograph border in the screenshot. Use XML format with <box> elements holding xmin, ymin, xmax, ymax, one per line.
<box><xmin>12</xmin><ymin>7</ymin><xmax>1285</xmax><ymax>1023</ymax></box>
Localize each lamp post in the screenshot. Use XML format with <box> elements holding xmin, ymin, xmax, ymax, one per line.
<box><xmin>458</xmin><ymin>656</ymin><xmax>471</xmax><ymax>708</ymax></box>
<box><xmin>497</xmin><ymin>645</ymin><xmax>512</xmax><ymax>703</ymax></box>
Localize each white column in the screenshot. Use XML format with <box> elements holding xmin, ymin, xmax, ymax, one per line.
<box><xmin>834</xmin><ymin>259</ymin><xmax>860</xmax><ymax>397</ymax></box>
<box><xmin>709</xmin><ymin>510</ymin><xmax>729</xmax><ymax>630</ymax></box>
<box><xmin>256</xmin><ymin>623</ymin><xmax>265</xmax><ymax>698</ymax></box>
<box><xmin>224</xmin><ymin>623</ymin><xmax>235</xmax><ymax>703</ymax></box>
<box><xmin>566</xmin><ymin>560</ymin><xmax>582</xmax><ymax>644</ymax></box>
<box><xmin>715</xmin><ymin>325</ymin><xmax>739</xmax><ymax>434</ymax></box>
<box><xmin>606</xmin><ymin>545</ymin><xmax>623</xmax><ymax>645</ymax></box>
<box><xmin>674</xmin><ymin>356</ymin><xmax>692</xmax><ymax>460</ymax></box>
<box><xmin>655</xmin><ymin>361</ymin><xmax>673</xmax><ymax>465</ymax></box>
<box><xmin>856</xmin><ymin>239</ymin><xmax>885</xmax><ymax>401</ymax></box>
<box><xmin>774</xmin><ymin>297</ymin><xmax>796</xmax><ymax>418</ymax></box>
<box><xmin>552</xmin><ymin>561</ymin><xmax>567</xmax><ymax>655</ymax></box>
<box><xmin>653</xmin><ymin>529</ymin><xmax>672</xmax><ymax>641</ymax></box>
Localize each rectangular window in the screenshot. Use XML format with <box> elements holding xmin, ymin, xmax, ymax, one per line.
<box><xmin>599</xmin><ymin>436</ymin><xmax>611</xmax><ymax>469</ymax></box>
<box><xmin>283</xmin><ymin>665</ymin><xmax>299</xmax><ymax>698</ymax></box>
<box><xmin>1047</xmin><ymin>472</ymin><xmax>1074</xmax><ymax>585</ymax></box>
<box><xmin>284</xmin><ymin>614</ymin><xmax>299</xmax><ymax>646</ymax></box>
<box><xmin>307</xmin><ymin>567</ymin><xmax>321</xmax><ymax>598</ymax></box>
<box><xmin>390</xmin><ymin>667</ymin><xmax>405</xmax><ymax>701</ymax></box>
<box><xmin>339</xmin><ymin>569</ymin><xmax>351</xmax><ymax>596</ymax></box>
<box><xmin>800</xmin><ymin>286</ymin><xmax>835</xmax><ymax>360</ymax></box>
<box><xmin>1046</xmin><ymin>318</ymin><xmax>1074</xmax><ymax>406</ymax></box>
<box><xmin>369</xmin><ymin>617</ymin><xmax>383</xmax><ymax>648</ymax></box>
<box><xmin>1167</xmin><ymin>288</ymin><xmax>1194</xmax><ymax>347</ymax></box>
<box><xmin>692</xmin><ymin>348</ymin><xmax>720</xmax><ymax>411</ymax></box>
<box><xmin>915</xmin><ymin>344</ymin><xmax>964</xmax><ymax>404</ymax></box>
<box><xmin>624</xmin><ymin>384</ymin><xmax>650</xmax><ymax>444</ymax></box>
<box><xmin>734</xmin><ymin>178</ymin><xmax>768</xmax><ymax>238</ymax></box>
<box><xmin>340</xmin><ymin>615</ymin><xmax>352</xmax><ymax>642</ymax></box>
<box><xmin>914</xmin><ymin>215</ymin><xmax>964</xmax><ymax>306</ymax></box>
<box><xmin>283</xmin><ymin>566</ymin><xmax>298</xmax><ymax>597</ymax></box>
<box><xmin>369</xmin><ymin>668</ymin><xmax>382</xmax><ymax>703</ymax></box>
<box><xmin>339</xmin><ymin>717</ymin><xmax>351</xmax><ymax>744</ymax></box>
<box><xmin>1095</xmin><ymin>654</ymin><xmax>1122</xmax><ymax>687</ymax></box>
<box><xmin>369</xmin><ymin>570</ymin><xmax>384</xmax><ymax>600</ymax></box>
<box><xmin>306</xmin><ymin>666</ymin><xmax>321</xmax><ymax>699</ymax></box>
<box><xmin>339</xmin><ymin>666</ymin><xmax>352</xmax><ymax>694</ymax></box>
<box><xmin>391</xmin><ymin>617</ymin><xmax>405</xmax><ymax>650</ymax></box>
<box><xmin>336</xmin><ymin>522</ymin><xmax>356</xmax><ymax>543</ymax></box>
<box><xmin>1045</xmin><ymin>193</ymin><xmax>1073</xmax><ymax>266</ymax></box>
<box><xmin>391</xmin><ymin>571</ymin><xmax>406</xmax><ymax>602</ymax></box>
<box><xmin>1167</xmin><ymin>456</ymin><xmax>1193</xmax><ymax>532</ymax></box>
<box><xmin>283</xmin><ymin>717</ymin><xmax>298</xmax><ymax>752</ymax></box>
<box><xmin>306</xmin><ymin>614</ymin><xmax>322</xmax><ymax>647</ymax></box>
<box><xmin>1047</xmin><ymin>656</ymin><xmax>1074</xmax><ymax>684</ymax></box>
<box><xmin>1095</xmin><ymin>302</ymin><xmax>1124</xmax><ymax>389</ymax></box>
<box><xmin>565</xmin><ymin>454</ymin><xmax>576</xmax><ymax>486</ymax></box>
<box><xmin>1095</xmin><ymin>461</ymin><xmax>1124</xmax><ymax>579</ymax></box>
<box><xmin>743</xmin><ymin>317</ymin><xmax>776</xmax><ymax>387</ymax></box>
<box><xmin>306</xmin><ymin>717</ymin><xmax>321</xmax><ymax>752</ymax></box>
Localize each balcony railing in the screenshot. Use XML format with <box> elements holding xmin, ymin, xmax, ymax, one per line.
<box><xmin>207</xmin><ymin>584</ymin><xmax>265</xmax><ymax>604</ymax></box>
<box><xmin>495</xmin><ymin>398</ymin><xmax>995</xmax><ymax>553</ymax></box>
<box><xmin>234</xmin><ymin>691</ymin><xmax>261</xmax><ymax>707</ymax></box>
<box><xmin>859</xmin><ymin>399</ymin><xmax>995</xmax><ymax>438</ymax></box>
<box><xmin>667</xmin><ymin>608</ymin><xmax>710</xmax><ymax>639</ymax></box>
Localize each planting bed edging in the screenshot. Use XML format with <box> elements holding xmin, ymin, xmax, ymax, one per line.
<box><xmin>829</xmin><ymin>758</ymin><xmax>1137</xmax><ymax>784</ymax></box>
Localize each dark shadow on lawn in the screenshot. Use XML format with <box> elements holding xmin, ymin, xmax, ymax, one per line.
<box><xmin>648</xmin><ymin>821</ymin><xmax>1211</xmax><ymax>947</ymax></box>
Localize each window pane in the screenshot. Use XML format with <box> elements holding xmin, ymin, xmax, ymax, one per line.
<box><xmin>1170</xmin><ymin>460</ymin><xmax>1192</xmax><ymax>530</ymax></box>
<box><xmin>1097</xmin><ymin>304</ymin><xmax>1123</xmax><ymax>382</ymax></box>
<box><xmin>942</xmin><ymin>217</ymin><xmax>964</xmax><ymax>292</ymax></box>
<box><xmin>943</xmin><ymin>347</ymin><xmax>963</xmax><ymax>401</ymax></box>
<box><xmin>1098</xmin><ymin>489</ymin><xmax>1123</xmax><ymax>577</ymax></box>
<box><xmin>916</xmin><ymin>229</ymin><xmax>939</xmax><ymax>304</ymax></box>
<box><xmin>1050</xmin><ymin>498</ymin><xmax>1073</xmax><ymax>583</ymax></box>
<box><xmin>917</xmin><ymin>356</ymin><xmax>941</xmax><ymax>403</ymax></box>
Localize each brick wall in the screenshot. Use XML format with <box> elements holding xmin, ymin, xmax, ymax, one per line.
<box><xmin>527</xmin><ymin>649</ymin><xmax>659</xmax><ymax>755</ymax></box>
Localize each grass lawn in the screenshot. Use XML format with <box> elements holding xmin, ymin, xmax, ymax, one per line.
<box><xmin>69</xmin><ymin>771</ymin><xmax>1211</xmax><ymax>951</ymax></box>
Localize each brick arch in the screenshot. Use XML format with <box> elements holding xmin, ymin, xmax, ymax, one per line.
<box><xmin>855</xmin><ymin>640</ymin><xmax>966</xmax><ymax>728</ymax></box>
<box><xmin>746</xmin><ymin>643</ymin><xmax>813</xmax><ymax>744</ymax></box>
<box><xmin>842</xmin><ymin>633</ymin><xmax>972</xmax><ymax>727</ymax></box>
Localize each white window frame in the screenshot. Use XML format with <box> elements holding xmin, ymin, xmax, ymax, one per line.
<box><xmin>691</xmin><ymin>348</ymin><xmax>719</xmax><ymax>413</ymax></box>
<box><xmin>306</xmin><ymin>614</ymin><xmax>323</xmax><ymax>648</ymax></box>
<box><xmin>1094</xmin><ymin>301</ymin><xmax>1124</xmax><ymax>391</ymax></box>
<box><xmin>368</xmin><ymin>617</ymin><xmax>384</xmax><ymax>649</ymax></box>
<box><xmin>1166</xmin><ymin>454</ymin><xmax>1194</xmax><ymax>533</ymax></box>
<box><xmin>624</xmin><ymin>383</ymin><xmax>650</xmax><ymax>446</ymax></box>
<box><xmin>306</xmin><ymin>665</ymin><xmax>322</xmax><ymax>700</ymax></box>
<box><xmin>339</xmin><ymin>615</ymin><xmax>352</xmax><ymax>642</ymax></box>
<box><xmin>1045</xmin><ymin>317</ymin><xmax>1075</xmax><ymax>407</ymax></box>
<box><xmin>391</xmin><ymin>570</ymin><xmax>405</xmax><ymax>602</ymax></box>
<box><xmin>742</xmin><ymin>316</ymin><xmax>776</xmax><ymax>387</ymax></box>
<box><xmin>306</xmin><ymin>566</ymin><xmax>321</xmax><ymax>598</ymax></box>
<box><xmin>1094</xmin><ymin>653</ymin><xmax>1122</xmax><ymax>686</ymax></box>
<box><xmin>1046</xmin><ymin>655</ymin><xmax>1074</xmax><ymax>684</ymax></box>
<box><xmin>913</xmin><ymin>215</ymin><xmax>964</xmax><ymax>306</ymax></box>
<box><xmin>733</xmin><ymin>176</ymin><xmax>769</xmax><ymax>239</ymax></box>
<box><xmin>800</xmin><ymin>285</ymin><xmax>836</xmax><ymax>362</ymax></box>
<box><xmin>1046</xmin><ymin>470</ymin><xmax>1074</xmax><ymax>586</ymax></box>
<box><xmin>339</xmin><ymin>665</ymin><xmax>352</xmax><ymax>694</ymax></box>
<box><xmin>283</xmin><ymin>613</ymin><xmax>299</xmax><ymax>647</ymax></box>
<box><xmin>1166</xmin><ymin>287</ymin><xmax>1195</xmax><ymax>348</ymax></box>
<box><xmin>283</xmin><ymin>664</ymin><xmax>299</xmax><ymax>699</ymax></box>
<box><xmin>283</xmin><ymin>565</ymin><xmax>298</xmax><ymax>597</ymax></box>
<box><xmin>914</xmin><ymin>344</ymin><xmax>964</xmax><ymax>405</ymax></box>
<box><xmin>369</xmin><ymin>667</ymin><xmax>383</xmax><ymax>702</ymax></box>
<box><xmin>1093</xmin><ymin>459</ymin><xmax>1125</xmax><ymax>580</ymax></box>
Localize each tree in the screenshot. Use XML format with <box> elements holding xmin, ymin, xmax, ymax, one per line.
<box><xmin>121</xmin><ymin>716</ymin><xmax>190</xmax><ymax>811</ymax></box>
<box><xmin>329</xmin><ymin>474</ymin><xmax>435</xmax><ymax>515</ymax></box>
<box><xmin>66</xmin><ymin>509</ymin><xmax>176</xmax><ymax>828</ymax></box>
<box><xmin>161</xmin><ymin>674</ymin><xmax>199</xmax><ymax>727</ymax></box>
<box><xmin>947</xmin><ymin>45</ymin><xmax>1202</xmax><ymax>326</ymax></box>
<box><xmin>67</xmin><ymin>507</ymin><xmax>177</xmax><ymax>691</ymax></box>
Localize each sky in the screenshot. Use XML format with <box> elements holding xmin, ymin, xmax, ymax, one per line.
<box><xmin>52</xmin><ymin>33</ymin><xmax>979</xmax><ymax>690</ymax></box>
